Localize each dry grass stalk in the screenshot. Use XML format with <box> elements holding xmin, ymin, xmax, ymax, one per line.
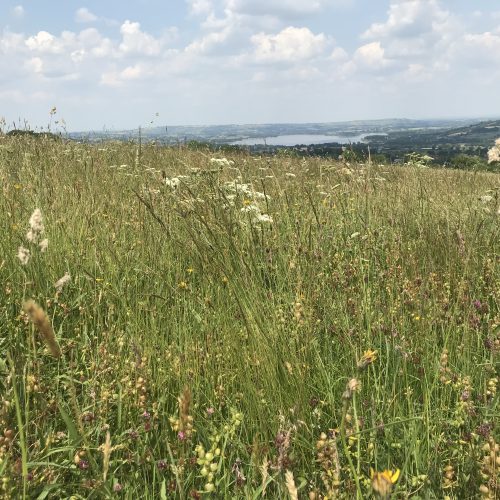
<box><xmin>261</xmin><ymin>456</ymin><xmax>269</xmax><ymax>496</ymax></box>
<box><xmin>285</xmin><ymin>469</ymin><xmax>298</xmax><ymax>500</ymax></box>
<box><xmin>179</xmin><ymin>385</ymin><xmax>191</xmax><ymax>431</ymax></box>
<box><xmin>23</xmin><ymin>300</ymin><xmax>61</xmax><ymax>357</ymax></box>
<box><xmin>102</xmin><ymin>431</ymin><xmax>112</xmax><ymax>481</ymax></box>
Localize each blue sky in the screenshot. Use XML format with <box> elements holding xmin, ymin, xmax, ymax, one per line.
<box><xmin>1</xmin><ymin>0</ymin><xmax>499</xmax><ymax>131</ymax></box>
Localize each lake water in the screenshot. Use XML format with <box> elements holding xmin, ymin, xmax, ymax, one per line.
<box><xmin>230</xmin><ymin>133</ymin><xmax>369</xmax><ymax>146</ymax></box>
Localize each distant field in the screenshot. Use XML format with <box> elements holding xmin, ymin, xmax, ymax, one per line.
<box><xmin>0</xmin><ymin>136</ymin><xmax>499</xmax><ymax>498</ymax></box>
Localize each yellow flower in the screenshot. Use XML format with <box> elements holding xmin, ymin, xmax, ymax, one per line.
<box><xmin>178</xmin><ymin>281</ymin><xmax>188</xmax><ymax>290</ymax></box>
<box><xmin>370</xmin><ymin>468</ymin><xmax>400</xmax><ymax>498</ymax></box>
<box><xmin>357</xmin><ymin>349</ymin><xmax>378</xmax><ymax>370</ymax></box>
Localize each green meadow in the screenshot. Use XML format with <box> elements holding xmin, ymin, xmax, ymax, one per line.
<box><xmin>0</xmin><ymin>136</ymin><xmax>499</xmax><ymax>499</ymax></box>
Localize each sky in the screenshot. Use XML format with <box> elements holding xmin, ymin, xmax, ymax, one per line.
<box><xmin>0</xmin><ymin>0</ymin><xmax>499</xmax><ymax>131</ymax></box>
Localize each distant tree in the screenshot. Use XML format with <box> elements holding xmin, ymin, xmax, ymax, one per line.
<box><xmin>449</xmin><ymin>154</ymin><xmax>488</xmax><ymax>171</ymax></box>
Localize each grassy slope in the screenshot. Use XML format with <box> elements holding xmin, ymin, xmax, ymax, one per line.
<box><xmin>0</xmin><ymin>136</ymin><xmax>499</xmax><ymax>498</ymax></box>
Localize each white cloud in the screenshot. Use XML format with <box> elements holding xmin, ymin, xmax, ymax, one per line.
<box><xmin>75</xmin><ymin>7</ymin><xmax>98</xmax><ymax>23</ymax></box>
<box><xmin>101</xmin><ymin>64</ymin><xmax>146</xmax><ymax>87</ymax></box>
<box><xmin>186</xmin><ymin>29</ymin><xmax>232</xmax><ymax>54</ymax></box>
<box><xmin>362</xmin><ymin>0</ymin><xmax>451</xmax><ymax>40</ymax></box>
<box><xmin>119</xmin><ymin>21</ymin><xmax>162</xmax><ymax>55</ymax></box>
<box><xmin>12</xmin><ymin>5</ymin><xmax>24</xmax><ymax>18</ymax></box>
<box><xmin>26</xmin><ymin>31</ymin><xmax>62</xmax><ymax>53</ymax></box>
<box><xmin>187</xmin><ymin>0</ymin><xmax>213</xmax><ymax>15</ymax></box>
<box><xmin>353</xmin><ymin>41</ymin><xmax>391</xmax><ymax>70</ymax></box>
<box><xmin>450</xmin><ymin>31</ymin><xmax>500</xmax><ymax>68</ymax></box>
<box><xmin>354</xmin><ymin>0</ymin><xmax>463</xmax><ymax>82</ymax></box>
<box><xmin>251</xmin><ymin>26</ymin><xmax>328</xmax><ymax>62</ymax></box>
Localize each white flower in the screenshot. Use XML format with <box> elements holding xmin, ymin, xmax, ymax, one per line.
<box><xmin>54</xmin><ymin>272</ymin><xmax>71</xmax><ymax>292</ymax></box>
<box><xmin>17</xmin><ymin>246</ymin><xmax>30</xmax><ymax>265</ymax></box>
<box><xmin>285</xmin><ymin>172</ymin><xmax>296</xmax><ymax>178</ymax></box>
<box><xmin>39</xmin><ymin>239</ymin><xmax>48</xmax><ymax>252</ymax></box>
<box><xmin>480</xmin><ymin>195</ymin><xmax>493</xmax><ymax>203</ymax></box>
<box><xmin>254</xmin><ymin>213</ymin><xmax>273</xmax><ymax>224</ymax></box>
<box><xmin>164</xmin><ymin>177</ymin><xmax>181</xmax><ymax>189</ymax></box>
<box><xmin>252</xmin><ymin>191</ymin><xmax>268</xmax><ymax>200</ymax></box>
<box><xmin>210</xmin><ymin>158</ymin><xmax>234</xmax><ymax>167</ymax></box>
<box><xmin>241</xmin><ymin>204</ymin><xmax>261</xmax><ymax>214</ymax></box>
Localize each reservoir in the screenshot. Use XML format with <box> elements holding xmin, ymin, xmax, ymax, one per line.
<box><xmin>230</xmin><ymin>133</ymin><xmax>369</xmax><ymax>146</ymax></box>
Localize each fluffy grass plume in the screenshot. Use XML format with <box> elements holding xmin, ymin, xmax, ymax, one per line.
<box><xmin>22</xmin><ymin>299</ymin><xmax>61</xmax><ymax>358</ymax></box>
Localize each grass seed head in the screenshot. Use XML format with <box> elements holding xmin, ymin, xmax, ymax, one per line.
<box><xmin>23</xmin><ymin>300</ymin><xmax>61</xmax><ymax>358</ymax></box>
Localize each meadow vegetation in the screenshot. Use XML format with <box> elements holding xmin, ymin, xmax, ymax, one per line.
<box><xmin>0</xmin><ymin>135</ymin><xmax>499</xmax><ymax>499</ymax></box>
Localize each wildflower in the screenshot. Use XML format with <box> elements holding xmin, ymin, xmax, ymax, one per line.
<box><xmin>17</xmin><ymin>246</ymin><xmax>30</xmax><ymax>265</ymax></box>
<box><xmin>113</xmin><ymin>483</ymin><xmax>123</xmax><ymax>492</ymax></box>
<box><xmin>78</xmin><ymin>459</ymin><xmax>89</xmax><ymax>470</ymax></box>
<box><xmin>204</xmin><ymin>482</ymin><xmax>215</xmax><ymax>493</ymax></box>
<box><xmin>241</xmin><ymin>204</ymin><xmax>260</xmax><ymax>214</ymax></box>
<box><xmin>370</xmin><ymin>468</ymin><xmax>400</xmax><ymax>498</ymax></box>
<box><xmin>442</xmin><ymin>464</ymin><xmax>455</xmax><ymax>489</ymax></box>
<box><xmin>54</xmin><ymin>272</ymin><xmax>71</xmax><ymax>292</ymax></box>
<box><xmin>254</xmin><ymin>213</ymin><xmax>273</xmax><ymax>224</ymax></box>
<box><xmin>23</xmin><ymin>300</ymin><xmax>61</xmax><ymax>358</ymax></box>
<box><xmin>164</xmin><ymin>177</ymin><xmax>180</xmax><ymax>189</ymax></box>
<box><xmin>210</xmin><ymin>157</ymin><xmax>234</xmax><ymax>167</ymax></box>
<box><xmin>357</xmin><ymin>349</ymin><xmax>378</xmax><ymax>370</ymax></box>
<box><xmin>343</xmin><ymin>378</ymin><xmax>361</xmax><ymax>400</ymax></box>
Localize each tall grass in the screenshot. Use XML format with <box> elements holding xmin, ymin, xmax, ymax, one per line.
<box><xmin>0</xmin><ymin>135</ymin><xmax>499</xmax><ymax>498</ymax></box>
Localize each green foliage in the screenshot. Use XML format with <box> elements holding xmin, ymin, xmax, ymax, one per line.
<box><xmin>449</xmin><ymin>154</ymin><xmax>489</xmax><ymax>171</ymax></box>
<box><xmin>0</xmin><ymin>137</ymin><xmax>499</xmax><ymax>498</ymax></box>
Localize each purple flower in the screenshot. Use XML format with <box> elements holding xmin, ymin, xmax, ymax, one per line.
<box><xmin>157</xmin><ymin>460</ymin><xmax>168</xmax><ymax>471</ymax></box>
<box><xmin>78</xmin><ymin>459</ymin><xmax>89</xmax><ymax>470</ymax></box>
<box><xmin>206</xmin><ymin>407</ymin><xmax>215</xmax><ymax>416</ymax></box>
<box><xmin>141</xmin><ymin>411</ymin><xmax>151</xmax><ymax>420</ymax></box>
<box><xmin>128</xmin><ymin>430</ymin><xmax>139</xmax><ymax>440</ymax></box>
<box><xmin>177</xmin><ymin>431</ymin><xmax>186</xmax><ymax>441</ymax></box>
<box><xmin>473</xmin><ymin>300</ymin><xmax>482</xmax><ymax>310</ymax></box>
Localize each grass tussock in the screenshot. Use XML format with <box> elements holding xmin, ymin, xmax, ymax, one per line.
<box><xmin>0</xmin><ymin>134</ymin><xmax>499</xmax><ymax>498</ymax></box>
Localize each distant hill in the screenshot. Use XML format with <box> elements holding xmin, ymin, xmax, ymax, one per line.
<box><xmin>68</xmin><ymin>117</ymin><xmax>488</xmax><ymax>144</ymax></box>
